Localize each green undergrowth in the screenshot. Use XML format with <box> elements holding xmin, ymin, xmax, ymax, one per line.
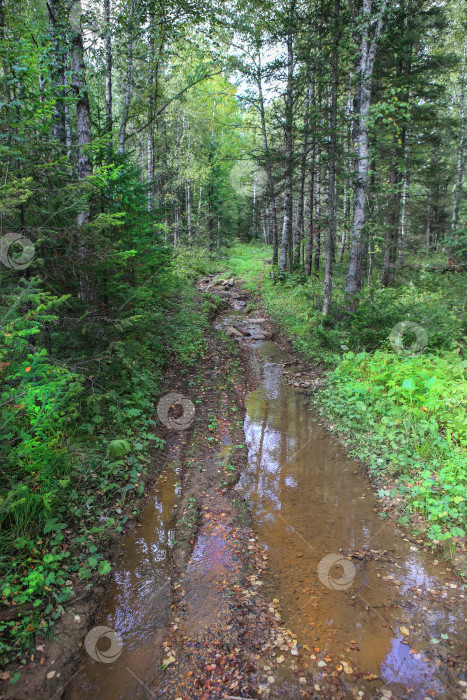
<box><xmin>318</xmin><ymin>351</ymin><xmax>467</xmax><ymax>543</ymax></box>
<box><xmin>0</xmin><ymin>274</ymin><xmax>210</xmax><ymax>667</ymax></box>
<box><xmin>222</xmin><ymin>242</ymin><xmax>467</xmax><ymax>545</ymax></box>
<box><xmin>225</xmin><ymin>243</ymin><xmax>465</xmax><ymax>366</ymax></box>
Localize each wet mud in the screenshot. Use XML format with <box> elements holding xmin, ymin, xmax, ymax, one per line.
<box><xmin>64</xmin><ymin>281</ymin><xmax>467</xmax><ymax>700</ymax></box>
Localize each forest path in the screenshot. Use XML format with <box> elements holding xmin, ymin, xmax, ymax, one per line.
<box><xmin>63</xmin><ymin>279</ymin><xmax>467</xmax><ymax>700</ymax></box>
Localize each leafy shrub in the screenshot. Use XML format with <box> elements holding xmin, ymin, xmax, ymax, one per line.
<box><xmin>319</xmin><ymin>349</ymin><xmax>467</xmax><ymax>538</ymax></box>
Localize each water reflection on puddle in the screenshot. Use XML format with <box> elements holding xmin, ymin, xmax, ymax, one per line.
<box><xmin>239</xmin><ymin>339</ymin><xmax>461</xmax><ymax>698</ymax></box>
<box><xmin>65</xmin><ymin>467</ymin><xmax>178</xmax><ymax>700</ymax></box>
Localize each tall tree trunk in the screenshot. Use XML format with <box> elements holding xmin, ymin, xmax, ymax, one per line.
<box><xmin>0</xmin><ymin>0</ymin><xmax>10</xmax><ymax>106</ymax></box>
<box><xmin>104</xmin><ymin>0</ymin><xmax>112</xmax><ymax>139</ymax></box>
<box><xmin>48</xmin><ymin>0</ymin><xmax>67</xmax><ymax>145</ymax></box>
<box><xmin>118</xmin><ymin>0</ymin><xmax>135</xmax><ymax>155</ymax></box>
<box><xmin>338</xmin><ymin>183</ymin><xmax>348</xmax><ymax>262</ymax></box>
<box><xmin>339</xmin><ymin>70</ymin><xmax>353</xmax><ymax>263</ymax></box>
<box><xmin>252</xmin><ymin>171</ymin><xmax>257</xmax><ymax>238</ymax></box>
<box><xmin>313</xmin><ymin>154</ymin><xmax>321</xmax><ymax>274</ymax></box>
<box><xmin>262</xmin><ymin>206</ymin><xmax>268</xmax><ymax>244</ymax></box>
<box><xmin>359</xmin><ymin>158</ymin><xmax>374</xmax><ymax>284</ymax></box>
<box><xmin>147</xmin><ymin>32</ymin><xmax>164</xmax><ymax>212</ymax></box>
<box><xmin>381</xmin><ymin>126</ymin><xmax>406</xmax><ymax>285</ymax></box>
<box><xmin>279</xmin><ymin>24</ymin><xmax>294</xmax><ymax>273</ymax></box>
<box><xmin>173</xmin><ymin>117</ymin><xmax>181</xmax><ymax>246</ymax></box>
<box><xmin>257</xmin><ymin>53</ymin><xmax>278</xmax><ymax>264</ymax></box>
<box><xmin>399</xmin><ymin>153</ymin><xmax>410</xmax><ymax>264</ymax></box>
<box><xmin>186</xmin><ymin>182</ymin><xmax>192</xmax><ymax>241</ymax></box>
<box><xmin>64</xmin><ymin>69</ymin><xmax>72</xmax><ymax>165</ymax></box>
<box><xmin>208</xmin><ymin>119</ymin><xmax>215</xmax><ymax>252</ymax></box>
<box><xmin>294</xmin><ymin>85</ymin><xmax>310</xmax><ymax>268</ymax></box>
<box><xmin>381</xmin><ymin>44</ymin><xmax>408</xmax><ymax>287</ymax></box>
<box><xmin>322</xmin><ymin>0</ymin><xmax>340</xmax><ymax>314</ymax></box>
<box><xmin>345</xmin><ymin>0</ymin><xmax>388</xmax><ymax>301</ymax></box>
<box><xmin>425</xmin><ymin>187</ymin><xmax>433</xmax><ymax>253</ymax></box>
<box><xmin>147</xmin><ymin>132</ymin><xmax>154</xmax><ymax>211</ymax></box>
<box><xmin>147</xmin><ymin>10</ymin><xmax>155</xmax><ymax>211</ymax></box>
<box><xmin>305</xmin><ymin>140</ymin><xmax>315</xmax><ymax>276</ymax></box>
<box><xmin>452</xmin><ymin>45</ymin><xmax>466</xmax><ymax>234</ymax></box>
<box><xmin>70</xmin><ymin>17</ymin><xmax>95</xmax><ymax>303</ymax></box>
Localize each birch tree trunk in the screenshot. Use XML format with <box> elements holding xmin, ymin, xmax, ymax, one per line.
<box><xmin>70</xmin><ymin>14</ymin><xmax>95</xmax><ymax>302</ymax></box>
<box><xmin>64</xmin><ymin>70</ymin><xmax>72</xmax><ymax>165</ymax></box>
<box><xmin>339</xmin><ymin>71</ymin><xmax>353</xmax><ymax>263</ymax></box>
<box><xmin>0</xmin><ymin>0</ymin><xmax>10</xmax><ymax>106</ymax></box>
<box><xmin>208</xmin><ymin>123</ymin><xmax>215</xmax><ymax>252</ymax></box>
<box><xmin>305</xmin><ymin>141</ymin><xmax>315</xmax><ymax>276</ymax></box>
<box><xmin>147</xmin><ymin>15</ymin><xmax>155</xmax><ymax>213</ymax></box>
<box><xmin>118</xmin><ymin>0</ymin><xmax>135</xmax><ymax>155</ymax></box>
<box><xmin>313</xmin><ymin>154</ymin><xmax>321</xmax><ymax>274</ymax></box>
<box><xmin>104</xmin><ymin>0</ymin><xmax>112</xmax><ymax>138</ymax></box>
<box><xmin>381</xmin><ymin>37</ymin><xmax>409</xmax><ymax>287</ymax></box>
<box><xmin>173</xmin><ymin>118</ymin><xmax>181</xmax><ymax>246</ymax></box>
<box><xmin>48</xmin><ymin>0</ymin><xmax>67</xmax><ymax>145</ymax></box>
<box><xmin>294</xmin><ymin>85</ymin><xmax>310</xmax><ymax>268</ymax></box>
<box><xmin>345</xmin><ymin>0</ymin><xmax>388</xmax><ymax>301</ymax></box>
<box><xmin>257</xmin><ymin>53</ymin><xmax>278</xmax><ymax>265</ymax></box>
<box><xmin>186</xmin><ymin>182</ymin><xmax>192</xmax><ymax>241</ymax></box>
<box><xmin>381</xmin><ymin>126</ymin><xmax>406</xmax><ymax>286</ymax></box>
<box><xmin>338</xmin><ymin>183</ymin><xmax>348</xmax><ymax>262</ymax></box>
<box><xmin>322</xmin><ymin>0</ymin><xmax>340</xmax><ymax>314</ymax></box>
<box><xmin>399</xmin><ymin>153</ymin><xmax>410</xmax><ymax>264</ymax></box>
<box><xmin>147</xmin><ymin>28</ymin><xmax>164</xmax><ymax>212</ymax></box>
<box><xmin>452</xmin><ymin>46</ymin><xmax>466</xmax><ymax>234</ymax></box>
<box><xmin>279</xmin><ymin>26</ymin><xmax>294</xmax><ymax>274</ymax></box>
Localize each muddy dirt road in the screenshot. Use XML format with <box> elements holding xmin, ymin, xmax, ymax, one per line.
<box><xmin>63</xmin><ymin>280</ymin><xmax>467</xmax><ymax>700</ymax></box>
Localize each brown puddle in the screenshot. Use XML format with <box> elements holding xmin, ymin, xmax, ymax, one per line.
<box><xmin>230</xmin><ymin>318</ymin><xmax>467</xmax><ymax>699</ymax></box>
<box><xmin>64</xmin><ymin>450</ymin><xmax>180</xmax><ymax>700</ymax></box>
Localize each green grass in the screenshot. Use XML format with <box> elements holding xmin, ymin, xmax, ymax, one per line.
<box><xmin>225</xmin><ymin>243</ymin><xmax>465</xmax><ymax>365</ymax></box>
<box><xmin>319</xmin><ymin>350</ymin><xmax>467</xmax><ymax>542</ymax></box>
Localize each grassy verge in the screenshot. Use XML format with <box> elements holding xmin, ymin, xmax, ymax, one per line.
<box><xmin>223</xmin><ymin>242</ymin><xmax>467</xmax><ymax>557</ymax></box>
